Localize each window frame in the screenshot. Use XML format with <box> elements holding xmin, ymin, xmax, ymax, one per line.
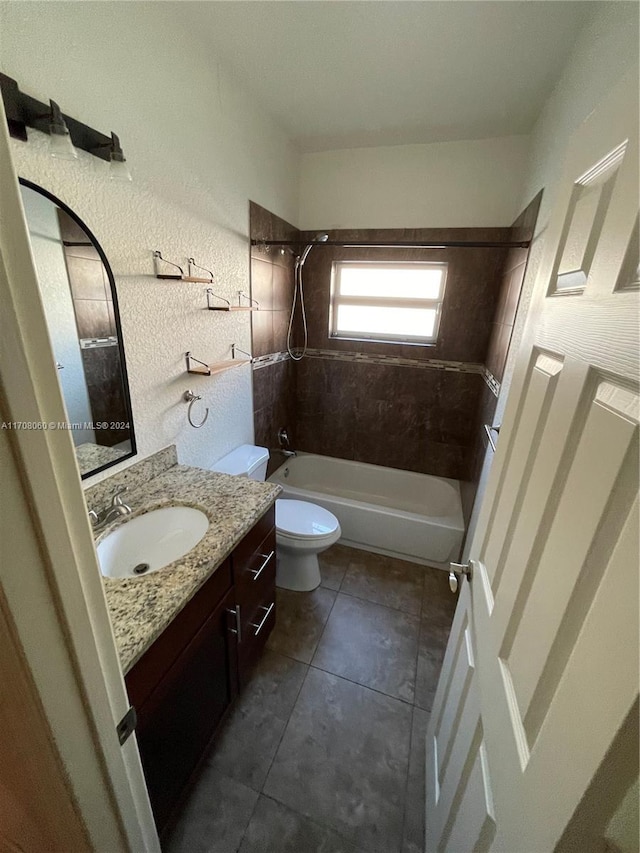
<box><xmin>328</xmin><ymin>260</ymin><xmax>448</xmax><ymax>346</ymax></box>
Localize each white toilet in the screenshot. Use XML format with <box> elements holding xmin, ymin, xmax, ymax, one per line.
<box><xmin>212</xmin><ymin>445</ymin><xmax>341</xmax><ymax>592</ymax></box>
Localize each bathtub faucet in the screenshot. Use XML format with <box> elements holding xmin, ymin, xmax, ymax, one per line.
<box><xmin>273</xmin><ymin>447</ymin><xmax>297</xmax><ymax>458</ymax></box>
<box><xmin>277</xmin><ymin>427</ymin><xmax>296</xmax><ymax>458</ymax></box>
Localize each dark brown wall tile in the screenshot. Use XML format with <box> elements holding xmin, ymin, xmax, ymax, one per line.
<box><xmin>252</xmin><ymin>367</ymin><xmax>273</xmax><ymax>413</ymax></box>
<box><xmin>251</xmin><ymin>308</ymin><xmax>274</xmax><ymax>358</ymax></box>
<box><xmin>485</xmin><ymin>322</ymin><xmax>512</xmax><ymax>382</ymax></box>
<box><xmin>82</xmin><ymin>346</ymin><xmax>128</xmax><ymax>447</ymax></box>
<box><xmin>65</xmin><ymin>256</ymin><xmax>108</xmax><ymax>301</ymax></box>
<box><xmin>251</xmin><ymin>258</ymin><xmax>273</xmax><ymax>307</ymax></box>
<box><xmin>461</xmin><ymin>191</ymin><xmax>542</xmax><ymax>532</ymax></box>
<box><xmin>249</xmin><ymin>203</ymin><xmax>300</xmax><ymax>454</ymax></box>
<box><xmin>74</xmin><ymin>298</ymin><xmax>112</xmax><ymax>339</ymax></box>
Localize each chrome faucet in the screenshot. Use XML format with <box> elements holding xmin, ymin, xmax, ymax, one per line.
<box><xmin>277</xmin><ymin>427</ymin><xmax>296</xmax><ymax>457</ymax></box>
<box><xmin>272</xmin><ymin>447</ymin><xmax>297</xmax><ymax>458</ymax></box>
<box><xmin>89</xmin><ymin>487</ymin><xmax>132</xmax><ymax>532</ymax></box>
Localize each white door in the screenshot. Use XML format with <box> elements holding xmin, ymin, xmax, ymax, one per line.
<box><xmin>426</xmin><ymin>71</ymin><xmax>639</xmax><ymax>853</ymax></box>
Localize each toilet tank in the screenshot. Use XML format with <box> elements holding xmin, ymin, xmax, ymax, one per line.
<box><xmin>211</xmin><ymin>444</ymin><xmax>269</xmax><ymax>481</ymax></box>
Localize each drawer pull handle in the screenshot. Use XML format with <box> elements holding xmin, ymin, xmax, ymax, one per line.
<box><xmin>251</xmin><ymin>602</ymin><xmax>274</xmax><ymax>637</ymax></box>
<box><xmin>249</xmin><ymin>550</ymin><xmax>275</xmax><ymax>581</ymax></box>
<box><xmin>227</xmin><ymin>605</ymin><xmax>242</xmax><ymax>643</ymax></box>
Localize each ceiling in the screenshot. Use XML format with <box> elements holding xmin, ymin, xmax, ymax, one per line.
<box><xmin>179</xmin><ymin>1</ymin><xmax>594</xmax><ymax>153</ymax></box>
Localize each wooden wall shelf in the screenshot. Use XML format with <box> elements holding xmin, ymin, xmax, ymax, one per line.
<box><xmin>206</xmin><ymin>288</ymin><xmax>259</xmax><ymax>312</ymax></box>
<box><xmin>187</xmin><ymin>359</ymin><xmax>249</xmax><ymax>377</ymax></box>
<box><xmin>185</xmin><ymin>349</ymin><xmax>251</xmax><ymax>376</ymax></box>
<box><xmin>207</xmin><ymin>304</ymin><xmax>255</xmax><ymax>312</ymax></box>
<box><xmin>157</xmin><ymin>274</ymin><xmax>213</xmax><ymax>283</ymax></box>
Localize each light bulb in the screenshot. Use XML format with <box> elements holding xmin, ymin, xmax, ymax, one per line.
<box><xmin>48</xmin><ymin>100</ymin><xmax>77</xmax><ymax>160</ymax></box>
<box><xmin>109</xmin><ymin>132</ymin><xmax>132</xmax><ymax>182</ymax></box>
<box><xmin>109</xmin><ymin>156</ymin><xmax>132</xmax><ymax>181</ymax></box>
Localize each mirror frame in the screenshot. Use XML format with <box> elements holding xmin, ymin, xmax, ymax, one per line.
<box><xmin>19</xmin><ymin>177</ymin><xmax>137</xmax><ymax>479</ymax></box>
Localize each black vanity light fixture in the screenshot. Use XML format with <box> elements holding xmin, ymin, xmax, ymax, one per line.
<box><xmin>0</xmin><ymin>72</ymin><xmax>132</xmax><ymax>181</ymax></box>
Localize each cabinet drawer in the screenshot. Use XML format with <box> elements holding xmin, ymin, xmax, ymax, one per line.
<box><xmin>232</xmin><ymin>505</ymin><xmax>275</xmax><ymax>580</ymax></box>
<box><xmin>235</xmin><ymin>529</ymin><xmax>276</xmax><ymax>611</ymax></box>
<box><xmin>238</xmin><ymin>593</ymin><xmax>276</xmax><ymax>685</ymax></box>
<box><xmin>126</xmin><ymin>559</ymin><xmax>233</xmax><ymax>710</ymax></box>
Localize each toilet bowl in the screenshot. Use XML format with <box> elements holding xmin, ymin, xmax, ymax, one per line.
<box><xmin>275</xmin><ymin>499</ymin><xmax>341</xmax><ymax>591</ymax></box>
<box><xmin>211</xmin><ymin>445</ymin><xmax>341</xmax><ymax>592</ymax></box>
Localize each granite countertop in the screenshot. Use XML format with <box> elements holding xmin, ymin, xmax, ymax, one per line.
<box><xmin>99</xmin><ymin>464</ymin><xmax>281</xmax><ymax>673</ymax></box>
<box><xmin>76</xmin><ymin>442</ymin><xmax>128</xmax><ymax>476</ymax></box>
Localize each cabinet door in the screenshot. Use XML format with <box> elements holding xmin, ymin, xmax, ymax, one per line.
<box><xmin>134</xmin><ymin>587</ymin><xmax>238</xmax><ymax>831</ymax></box>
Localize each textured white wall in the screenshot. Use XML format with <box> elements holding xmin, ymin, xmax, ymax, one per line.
<box><xmin>0</xmin><ymin>2</ymin><xmax>299</xmax><ymax>486</ymax></box>
<box><xmin>299</xmin><ymin>135</ymin><xmax>530</xmax><ymax>229</ymax></box>
<box><xmin>464</xmin><ymin>1</ymin><xmax>640</xmax><ymax>555</ymax></box>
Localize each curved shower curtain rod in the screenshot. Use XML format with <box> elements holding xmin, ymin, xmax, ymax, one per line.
<box><xmin>252</xmin><ymin>238</ymin><xmax>531</xmax><ymax>250</ymax></box>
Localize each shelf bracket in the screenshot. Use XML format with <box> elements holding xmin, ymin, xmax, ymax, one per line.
<box><xmin>206</xmin><ymin>288</ymin><xmax>231</xmax><ymax>310</ymax></box>
<box><xmin>185</xmin><ymin>351</ymin><xmax>211</xmax><ymax>375</ymax></box>
<box><xmin>189</xmin><ymin>257</ymin><xmax>214</xmax><ymax>283</ymax></box>
<box><xmin>153</xmin><ymin>250</ymin><xmax>183</xmax><ymax>279</ymax></box>
<box><xmin>238</xmin><ymin>291</ymin><xmax>259</xmax><ymax>310</ymax></box>
<box><xmin>231</xmin><ymin>344</ymin><xmax>252</xmax><ymax>361</ymax></box>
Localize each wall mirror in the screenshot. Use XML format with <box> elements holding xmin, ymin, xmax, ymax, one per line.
<box><xmin>19</xmin><ymin>179</ymin><xmax>136</xmax><ymax>479</ymax></box>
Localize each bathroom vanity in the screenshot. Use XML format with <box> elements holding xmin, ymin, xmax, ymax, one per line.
<box><xmin>125</xmin><ymin>505</ymin><xmax>275</xmax><ymax>829</ymax></box>
<box><xmin>89</xmin><ymin>454</ymin><xmax>279</xmax><ymax>831</ymax></box>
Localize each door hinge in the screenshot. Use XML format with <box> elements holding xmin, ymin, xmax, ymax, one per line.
<box><xmin>116</xmin><ymin>705</ymin><xmax>137</xmax><ymax>746</ymax></box>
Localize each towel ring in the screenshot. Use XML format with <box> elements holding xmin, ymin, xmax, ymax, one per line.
<box><xmin>184</xmin><ymin>390</ymin><xmax>209</xmax><ymax>429</ymax></box>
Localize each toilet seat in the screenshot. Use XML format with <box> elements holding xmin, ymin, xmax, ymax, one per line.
<box><xmin>276</xmin><ymin>499</ymin><xmax>339</xmax><ymax>540</ymax></box>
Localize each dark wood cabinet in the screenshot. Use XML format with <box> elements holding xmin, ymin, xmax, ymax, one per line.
<box><xmin>124</xmin><ymin>507</ymin><xmax>276</xmax><ymax>831</ymax></box>
<box><xmin>233</xmin><ymin>505</ymin><xmax>276</xmax><ymax>686</ymax></box>
<box><xmin>132</xmin><ymin>586</ymin><xmax>237</xmax><ymax>830</ymax></box>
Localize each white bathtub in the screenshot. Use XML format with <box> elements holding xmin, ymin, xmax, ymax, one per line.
<box><xmin>269</xmin><ymin>453</ymin><xmax>464</xmax><ymax>568</ymax></box>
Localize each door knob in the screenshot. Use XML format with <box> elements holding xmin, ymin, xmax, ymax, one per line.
<box><xmin>449</xmin><ymin>561</ymin><xmax>472</xmax><ymax>593</ymax></box>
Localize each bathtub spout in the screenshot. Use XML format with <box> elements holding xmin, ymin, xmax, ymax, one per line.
<box><xmin>272</xmin><ymin>447</ymin><xmax>297</xmax><ymax>458</ymax></box>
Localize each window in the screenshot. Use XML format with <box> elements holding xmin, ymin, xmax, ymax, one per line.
<box><xmin>329</xmin><ymin>261</ymin><xmax>447</xmax><ymax>345</ymax></box>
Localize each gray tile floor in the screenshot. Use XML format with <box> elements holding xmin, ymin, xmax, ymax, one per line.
<box><xmin>165</xmin><ymin>544</ymin><xmax>456</xmax><ymax>853</ymax></box>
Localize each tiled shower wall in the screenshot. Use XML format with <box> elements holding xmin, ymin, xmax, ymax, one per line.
<box><xmin>250</xmin><ymin>202</ymin><xmax>299</xmax><ymax>474</ymax></box>
<box><xmin>462</xmin><ymin>192</ymin><xmax>542</xmax><ymax>520</ymax></box>
<box><xmin>293</xmin><ymin>228</ymin><xmax>510</xmax><ymax>480</ymax></box>
<box><xmin>249</xmin><ymin>206</ymin><xmax>538</xmax><ymax>491</ymax></box>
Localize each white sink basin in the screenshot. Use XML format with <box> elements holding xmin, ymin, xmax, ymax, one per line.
<box><xmin>97</xmin><ymin>506</ymin><xmax>209</xmax><ymax>579</ymax></box>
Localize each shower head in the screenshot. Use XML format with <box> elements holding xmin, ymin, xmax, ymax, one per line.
<box><xmin>298</xmin><ymin>233</ymin><xmax>328</xmax><ymax>266</ymax></box>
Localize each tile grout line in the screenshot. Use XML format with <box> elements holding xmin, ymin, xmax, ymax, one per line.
<box><xmin>235</xmin><ymin>657</ymin><xmax>313</xmax><ymax>852</ymax></box>
<box><xmin>256</xmin><ymin>789</ymin><xmax>372</xmax><ymax>853</ymax></box>
<box><xmin>334</xmin><ymin>586</ymin><xmax>423</xmax><ymax>620</ymax></box>
<box><xmin>234</xmin><ymin>787</ymin><xmax>261</xmax><ymax>853</ymax></box>
<box><xmin>400</xmin><ymin>703</ymin><xmax>417</xmax><ymax>853</ymax></box>
<box><xmin>413</xmin><ymin>569</ymin><xmax>428</xmax><ymax>709</ymax></box>
<box><xmin>398</xmin><ymin>569</ymin><xmax>430</xmax><ymax>853</ymax></box>
<box><xmin>307</xmin><ymin>661</ymin><xmax>425</xmax><ymax>710</ymax></box>
<box><xmin>306</xmin><ymin>569</ymin><xmax>344</xmax><ymax>668</ymax></box>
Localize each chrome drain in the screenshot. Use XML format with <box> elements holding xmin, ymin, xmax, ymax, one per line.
<box><xmin>133</xmin><ymin>562</ymin><xmax>151</xmax><ymax>575</ymax></box>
